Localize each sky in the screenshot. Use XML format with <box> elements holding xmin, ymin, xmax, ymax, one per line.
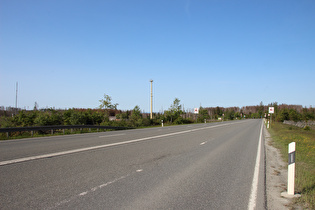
<box><xmin>1</xmin><ymin>0</ymin><xmax>315</xmax><ymax>112</ymax></box>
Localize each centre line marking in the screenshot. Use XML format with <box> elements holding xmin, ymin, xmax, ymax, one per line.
<box><xmin>49</xmin><ymin>173</ymin><xmax>131</xmax><ymax>209</ymax></box>
<box><xmin>0</xmin><ymin>121</ymin><xmax>246</xmax><ymax>166</ymax></box>
<box><xmin>99</xmin><ymin>133</ymin><xmax>126</xmax><ymax>138</ymax></box>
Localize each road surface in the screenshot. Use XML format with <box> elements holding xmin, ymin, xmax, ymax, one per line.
<box><xmin>0</xmin><ymin>119</ymin><xmax>265</xmax><ymax>209</ymax></box>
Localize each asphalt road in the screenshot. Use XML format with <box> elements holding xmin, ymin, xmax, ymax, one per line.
<box><xmin>0</xmin><ymin>119</ymin><xmax>265</xmax><ymax>210</ymax></box>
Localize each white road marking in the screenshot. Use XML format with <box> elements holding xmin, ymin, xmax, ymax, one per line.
<box><xmin>136</xmin><ymin>169</ymin><xmax>143</xmax><ymax>172</ymax></box>
<box><xmin>0</xmin><ymin>121</ymin><xmax>245</xmax><ymax>166</ymax></box>
<box><xmin>200</xmin><ymin>141</ymin><xmax>207</xmax><ymax>145</ymax></box>
<box><xmin>248</xmin><ymin>121</ymin><xmax>263</xmax><ymax>210</ymax></box>
<box><xmin>49</xmin><ymin>173</ymin><xmax>132</xmax><ymax>209</ymax></box>
<box><xmin>79</xmin><ymin>192</ymin><xmax>87</xmax><ymax>196</ymax></box>
<box><xmin>99</xmin><ymin>133</ymin><xmax>126</xmax><ymax>138</ymax></box>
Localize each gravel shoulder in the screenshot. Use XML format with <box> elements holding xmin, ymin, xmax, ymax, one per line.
<box><xmin>264</xmin><ymin>125</ymin><xmax>298</xmax><ymax>209</ymax></box>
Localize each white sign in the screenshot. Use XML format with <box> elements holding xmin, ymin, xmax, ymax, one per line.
<box><xmin>194</xmin><ymin>108</ymin><xmax>199</xmax><ymax>114</ymax></box>
<box><xmin>269</xmin><ymin>107</ymin><xmax>274</xmax><ymax>114</ymax></box>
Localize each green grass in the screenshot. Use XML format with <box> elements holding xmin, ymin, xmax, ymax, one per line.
<box><xmin>268</xmin><ymin>122</ymin><xmax>315</xmax><ymax>209</ymax></box>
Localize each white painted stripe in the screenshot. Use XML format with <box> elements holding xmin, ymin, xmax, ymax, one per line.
<box><xmin>49</xmin><ymin>172</ymin><xmax>132</xmax><ymax>209</ymax></box>
<box><xmin>248</xmin><ymin>121</ymin><xmax>263</xmax><ymax>210</ymax></box>
<box><xmin>99</xmin><ymin>133</ymin><xmax>126</xmax><ymax>138</ymax></box>
<box><xmin>0</xmin><ymin>122</ymin><xmax>244</xmax><ymax>166</ymax></box>
<box><xmin>200</xmin><ymin>141</ymin><xmax>207</xmax><ymax>145</ymax></box>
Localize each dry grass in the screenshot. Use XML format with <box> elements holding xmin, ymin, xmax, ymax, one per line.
<box><xmin>268</xmin><ymin>123</ymin><xmax>315</xmax><ymax>209</ymax></box>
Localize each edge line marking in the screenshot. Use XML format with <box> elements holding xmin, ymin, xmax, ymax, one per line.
<box><xmin>248</xmin><ymin>121</ymin><xmax>263</xmax><ymax>210</ymax></box>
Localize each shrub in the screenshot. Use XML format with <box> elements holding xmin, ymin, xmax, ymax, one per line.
<box><xmin>303</xmin><ymin>126</ymin><xmax>311</xmax><ymax>131</ymax></box>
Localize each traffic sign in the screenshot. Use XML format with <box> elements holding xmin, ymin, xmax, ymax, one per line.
<box><xmin>269</xmin><ymin>107</ymin><xmax>274</xmax><ymax>114</ymax></box>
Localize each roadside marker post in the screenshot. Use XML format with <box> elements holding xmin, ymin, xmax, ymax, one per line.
<box><xmin>281</xmin><ymin>142</ymin><xmax>301</xmax><ymax>198</ymax></box>
<box><xmin>288</xmin><ymin>142</ymin><xmax>296</xmax><ymax>195</ymax></box>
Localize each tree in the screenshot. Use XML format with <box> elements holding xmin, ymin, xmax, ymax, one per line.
<box><xmin>166</xmin><ymin>98</ymin><xmax>183</xmax><ymax>124</ymax></box>
<box><xmin>289</xmin><ymin>109</ymin><xmax>301</xmax><ymax>122</ymax></box>
<box><xmin>131</xmin><ymin>105</ymin><xmax>141</xmax><ymax>119</ymax></box>
<box><xmin>33</xmin><ymin>102</ymin><xmax>39</xmax><ymax>111</ymax></box>
<box><xmin>170</xmin><ymin>98</ymin><xmax>182</xmax><ymax>113</ymax></box>
<box><xmin>99</xmin><ymin>94</ymin><xmax>118</xmax><ymax>110</ymax></box>
<box><xmin>99</xmin><ymin>94</ymin><xmax>118</xmax><ymax>122</ymax></box>
<box><xmin>197</xmin><ymin>107</ymin><xmax>210</xmax><ymax>122</ymax></box>
<box><xmin>258</xmin><ymin>101</ymin><xmax>264</xmax><ymax>118</ymax></box>
<box><xmin>275</xmin><ymin>108</ymin><xmax>289</xmax><ymax>122</ymax></box>
<box><xmin>130</xmin><ymin>105</ymin><xmax>143</xmax><ymax>127</ymax></box>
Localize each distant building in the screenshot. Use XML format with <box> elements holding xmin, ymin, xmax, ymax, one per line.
<box><xmin>109</xmin><ymin>116</ymin><xmax>116</xmax><ymax>121</ymax></box>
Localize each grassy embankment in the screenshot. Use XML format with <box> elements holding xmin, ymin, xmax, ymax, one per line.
<box><xmin>268</xmin><ymin>122</ymin><xmax>315</xmax><ymax>209</ymax></box>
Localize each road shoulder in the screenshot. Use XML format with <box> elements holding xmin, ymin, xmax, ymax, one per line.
<box><xmin>264</xmin><ymin>125</ymin><xmax>293</xmax><ymax>209</ymax></box>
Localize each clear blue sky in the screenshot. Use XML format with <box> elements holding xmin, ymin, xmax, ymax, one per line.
<box><xmin>1</xmin><ymin>0</ymin><xmax>314</xmax><ymax>112</ymax></box>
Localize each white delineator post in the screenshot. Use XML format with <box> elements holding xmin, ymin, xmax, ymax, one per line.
<box><xmin>281</xmin><ymin>142</ymin><xmax>301</xmax><ymax>198</ymax></box>
<box><xmin>287</xmin><ymin>142</ymin><xmax>296</xmax><ymax>195</ymax></box>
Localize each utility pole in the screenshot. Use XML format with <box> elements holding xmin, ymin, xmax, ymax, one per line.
<box><xmin>150</xmin><ymin>80</ymin><xmax>153</xmax><ymax>119</ymax></box>
<box><xmin>15</xmin><ymin>82</ymin><xmax>18</xmax><ymax>114</ymax></box>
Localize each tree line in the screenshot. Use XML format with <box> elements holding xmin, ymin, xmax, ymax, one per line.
<box><xmin>1</xmin><ymin>95</ymin><xmax>314</xmax><ymax>129</ymax></box>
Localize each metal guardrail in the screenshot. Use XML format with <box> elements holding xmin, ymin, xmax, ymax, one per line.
<box><xmin>0</xmin><ymin>125</ymin><xmax>134</xmax><ymax>138</ymax></box>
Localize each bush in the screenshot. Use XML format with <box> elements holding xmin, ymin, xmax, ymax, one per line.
<box><xmin>276</xmin><ymin>108</ymin><xmax>289</xmax><ymax>122</ymax></box>
<box><xmin>303</xmin><ymin>126</ymin><xmax>311</xmax><ymax>131</ymax></box>
<box><xmin>289</xmin><ymin>109</ymin><xmax>301</xmax><ymax>122</ymax></box>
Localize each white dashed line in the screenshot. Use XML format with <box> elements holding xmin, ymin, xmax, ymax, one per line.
<box><xmin>99</xmin><ymin>133</ymin><xmax>126</xmax><ymax>138</ymax></box>
<box><xmin>49</xmin><ymin>170</ymin><xmax>141</xmax><ymax>209</ymax></box>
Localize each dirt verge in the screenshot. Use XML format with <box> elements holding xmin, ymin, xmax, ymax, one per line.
<box><xmin>264</xmin><ymin>125</ymin><xmax>301</xmax><ymax>209</ymax></box>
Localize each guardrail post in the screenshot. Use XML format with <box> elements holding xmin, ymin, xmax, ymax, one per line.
<box><xmin>51</xmin><ymin>129</ymin><xmax>53</xmax><ymax>135</ymax></box>
<box><xmin>63</xmin><ymin>129</ymin><xmax>65</xmax><ymax>134</ymax></box>
<box><xmin>31</xmin><ymin>131</ymin><xmax>34</xmax><ymax>137</ymax></box>
<box><xmin>6</xmin><ymin>132</ymin><xmax>9</xmax><ymax>138</ymax></box>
